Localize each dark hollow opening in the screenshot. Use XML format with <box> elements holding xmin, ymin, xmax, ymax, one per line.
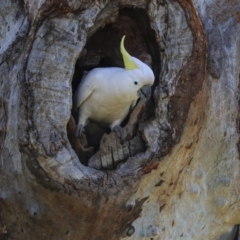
<box><xmin>68</xmin><ymin>8</ymin><xmax>160</xmax><ymax>167</ymax></box>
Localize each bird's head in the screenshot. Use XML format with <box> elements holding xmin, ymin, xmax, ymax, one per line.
<box><xmin>120</xmin><ymin>36</ymin><xmax>155</xmax><ymax>100</ymax></box>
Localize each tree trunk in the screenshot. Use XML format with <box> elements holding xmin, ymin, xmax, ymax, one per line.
<box><xmin>1</xmin><ymin>0</ymin><xmax>240</xmax><ymax>239</ymax></box>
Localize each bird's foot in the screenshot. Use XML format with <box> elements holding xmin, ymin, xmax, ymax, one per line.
<box><xmin>112</xmin><ymin>125</ymin><xmax>124</xmax><ymax>142</ymax></box>
<box><xmin>76</xmin><ymin>124</ymin><xmax>84</xmax><ymax>137</ymax></box>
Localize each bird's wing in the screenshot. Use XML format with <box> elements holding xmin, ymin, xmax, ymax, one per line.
<box><xmin>73</xmin><ymin>75</ymin><xmax>95</xmax><ymax>111</ymax></box>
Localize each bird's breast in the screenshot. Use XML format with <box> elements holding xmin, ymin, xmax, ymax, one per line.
<box><xmin>80</xmin><ymin>91</ymin><xmax>133</xmax><ymax>124</ymax></box>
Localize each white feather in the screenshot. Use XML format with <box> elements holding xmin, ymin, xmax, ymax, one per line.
<box><xmin>73</xmin><ymin>56</ymin><xmax>154</xmax><ymax>133</ymax></box>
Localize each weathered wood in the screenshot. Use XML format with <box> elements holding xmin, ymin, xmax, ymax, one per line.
<box><xmin>1</xmin><ymin>0</ymin><xmax>240</xmax><ymax>239</ymax></box>
<box><xmin>67</xmin><ymin>116</ymin><xmax>94</xmax><ymax>166</ymax></box>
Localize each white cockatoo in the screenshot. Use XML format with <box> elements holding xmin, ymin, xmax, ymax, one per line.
<box><xmin>73</xmin><ymin>35</ymin><xmax>155</xmax><ymax>138</ymax></box>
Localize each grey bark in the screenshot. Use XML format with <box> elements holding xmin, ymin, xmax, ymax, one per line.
<box><xmin>0</xmin><ymin>0</ymin><xmax>240</xmax><ymax>239</ymax></box>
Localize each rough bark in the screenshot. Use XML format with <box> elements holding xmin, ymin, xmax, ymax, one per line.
<box><xmin>0</xmin><ymin>0</ymin><xmax>240</xmax><ymax>239</ymax></box>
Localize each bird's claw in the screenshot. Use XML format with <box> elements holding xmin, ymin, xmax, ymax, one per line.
<box><xmin>112</xmin><ymin>125</ymin><xmax>124</xmax><ymax>142</ymax></box>
<box><xmin>76</xmin><ymin>124</ymin><xmax>84</xmax><ymax>137</ymax></box>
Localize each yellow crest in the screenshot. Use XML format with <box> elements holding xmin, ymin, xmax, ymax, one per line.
<box><xmin>120</xmin><ymin>36</ymin><xmax>138</xmax><ymax>70</ymax></box>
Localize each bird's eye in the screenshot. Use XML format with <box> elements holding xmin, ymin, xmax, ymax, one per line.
<box><xmin>134</xmin><ymin>81</ymin><xmax>138</xmax><ymax>85</ymax></box>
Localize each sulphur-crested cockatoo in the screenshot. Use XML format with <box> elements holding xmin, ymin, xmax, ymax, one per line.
<box><xmin>73</xmin><ymin>36</ymin><xmax>155</xmax><ymax>138</ymax></box>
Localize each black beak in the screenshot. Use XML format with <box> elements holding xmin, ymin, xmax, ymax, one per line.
<box><xmin>137</xmin><ymin>85</ymin><xmax>152</xmax><ymax>100</ymax></box>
